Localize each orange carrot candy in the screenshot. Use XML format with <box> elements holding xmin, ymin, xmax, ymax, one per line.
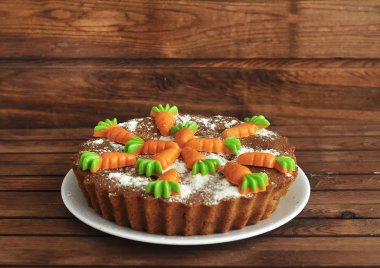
<box><xmin>146</xmin><ymin>169</ymin><xmax>181</xmax><ymax>198</ymax></box>
<box><xmin>237</xmin><ymin>152</ymin><xmax>276</xmax><ymax>169</ymax></box>
<box><xmin>170</xmin><ymin>122</ymin><xmax>198</xmax><ymax>147</ymax></box>
<box><xmin>221</xmin><ymin>122</ymin><xmax>257</xmax><ymax>139</ymax></box>
<box><xmin>274</xmin><ymin>156</ymin><xmax>296</xmax><ymax>173</ymax></box>
<box><xmin>140</xmin><ymin>139</ymin><xmax>179</xmax><ymax>155</ymax></box>
<box><xmin>181</xmin><ymin>147</ymin><xmax>205</xmax><ymax>169</ymax></box>
<box><xmin>93</xmin><ymin>118</ymin><xmax>137</xmax><ymax>144</ymax></box>
<box><xmin>79</xmin><ymin>151</ymin><xmax>137</xmax><ymax>173</ymax></box>
<box><xmin>153</xmin><ymin>147</ymin><xmax>180</xmax><ymax>170</ymax></box>
<box><xmin>222</xmin><ymin>162</ymin><xmax>269</xmax><ymax>194</ymax></box>
<box><xmin>150</xmin><ymin>104</ymin><xmax>178</xmax><ymax>136</ymax></box>
<box><xmin>243</xmin><ymin>115</ymin><xmax>270</xmax><ymax>129</ymax></box>
<box><xmin>221</xmin><ymin>115</ymin><xmax>270</xmax><ymax>139</ymax></box>
<box><xmin>184</xmin><ymin>136</ymin><xmax>241</xmax><ymax>154</ymax></box>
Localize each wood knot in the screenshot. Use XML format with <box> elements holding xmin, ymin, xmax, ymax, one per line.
<box><xmin>340</xmin><ymin>211</ymin><xmax>356</xmax><ymax>219</ymax></box>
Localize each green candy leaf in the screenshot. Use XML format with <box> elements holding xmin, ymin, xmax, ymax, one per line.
<box><xmin>79</xmin><ymin>151</ymin><xmax>101</xmax><ymax>171</ymax></box>
<box><xmin>276</xmin><ymin>156</ymin><xmax>296</xmax><ymax>171</ymax></box>
<box><xmin>154</xmin><ymin>180</ymin><xmax>164</xmax><ymax>198</ymax></box>
<box><xmin>94</xmin><ymin>118</ymin><xmax>117</xmax><ymax>132</ymax></box>
<box><xmin>135</xmin><ymin>159</ymin><xmax>163</xmax><ymax>177</ymax></box>
<box><xmin>146</xmin><ymin>180</ymin><xmax>181</xmax><ymax>199</ymax></box>
<box><xmin>151</xmin><ymin>104</ymin><xmax>178</xmax><ymax>114</ymax></box>
<box><xmin>169</xmin><ymin>181</ymin><xmax>180</xmax><ymax>193</ymax></box>
<box><xmin>192</xmin><ymin>159</ymin><xmax>221</xmax><ymax>175</ymax></box>
<box><xmin>242</xmin><ymin>172</ymin><xmax>269</xmax><ymax>192</ymax></box>
<box><xmin>224</xmin><ymin>136</ymin><xmax>241</xmax><ymax>154</ymax></box>
<box><xmin>243</xmin><ymin>115</ymin><xmax>270</xmax><ymax>127</ymax></box>
<box><xmin>124</xmin><ymin>137</ymin><xmax>143</xmax><ymax>153</ymax></box>
<box><xmin>170</xmin><ymin>121</ymin><xmax>198</xmax><ymax>135</ymax></box>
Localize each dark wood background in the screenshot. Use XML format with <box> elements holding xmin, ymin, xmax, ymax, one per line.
<box><xmin>0</xmin><ymin>1</ymin><xmax>379</xmax><ymax>267</ymax></box>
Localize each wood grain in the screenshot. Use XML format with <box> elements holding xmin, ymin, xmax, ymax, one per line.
<box><xmin>1</xmin><ymin>218</ymin><xmax>379</xmax><ymax>236</ymax></box>
<box><xmin>0</xmin><ymin>1</ymin><xmax>379</xmax><ymax>59</ymax></box>
<box><xmin>0</xmin><ymin>237</ymin><xmax>379</xmax><ymax>266</ymax></box>
<box><xmin>1</xmin><ymin>59</ymin><xmax>380</xmax><ymax>128</ymax></box>
<box><xmin>1</xmin><ymin>191</ymin><xmax>378</xmax><ymax>218</ymax></box>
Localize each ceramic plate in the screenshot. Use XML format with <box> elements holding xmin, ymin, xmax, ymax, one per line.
<box><xmin>61</xmin><ymin>167</ymin><xmax>310</xmax><ymax>245</ymax></box>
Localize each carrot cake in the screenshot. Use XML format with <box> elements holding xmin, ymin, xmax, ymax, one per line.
<box><xmin>73</xmin><ymin>104</ymin><xmax>297</xmax><ymax>235</ymax></box>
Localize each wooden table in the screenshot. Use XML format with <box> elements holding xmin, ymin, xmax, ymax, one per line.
<box><xmin>1</xmin><ymin>125</ymin><xmax>379</xmax><ymax>266</ymax></box>
<box><xmin>1</xmin><ymin>0</ymin><xmax>380</xmax><ymax>266</ymax></box>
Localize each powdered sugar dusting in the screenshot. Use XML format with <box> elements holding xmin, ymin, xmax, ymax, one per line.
<box><xmin>204</xmin><ymin>152</ymin><xmax>228</xmax><ymax>167</ymax></box>
<box><xmin>109</xmin><ymin>172</ymin><xmax>149</xmax><ymax>188</ymax></box>
<box><xmin>84</xmin><ymin>139</ymin><xmax>104</xmax><ymax>146</ymax></box>
<box><xmin>119</xmin><ymin>118</ymin><xmax>144</xmax><ymax>132</ymax></box>
<box><xmin>256</xmin><ymin>128</ymin><xmax>277</xmax><ymax>140</ymax></box>
<box><xmin>109</xmin><ymin>141</ymin><xmax>125</xmax><ymax>152</ymax></box>
<box><xmin>223</xmin><ymin>119</ymin><xmax>239</xmax><ymax>129</ymax></box>
<box><xmin>159</xmin><ymin>136</ymin><xmax>174</xmax><ymax>141</ymax></box>
<box><xmin>175</xmin><ymin>114</ymin><xmax>192</xmax><ymax>125</ymax></box>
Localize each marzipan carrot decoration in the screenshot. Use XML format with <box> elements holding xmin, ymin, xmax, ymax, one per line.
<box><xmin>170</xmin><ymin>122</ymin><xmax>198</xmax><ymax>147</ymax></box>
<box><xmin>221</xmin><ymin>122</ymin><xmax>257</xmax><ymax>139</ymax></box>
<box><xmin>93</xmin><ymin>118</ymin><xmax>137</xmax><ymax>144</ymax></box>
<box><xmin>243</xmin><ymin>115</ymin><xmax>270</xmax><ymax>129</ymax></box>
<box><xmin>181</xmin><ymin>147</ymin><xmax>221</xmax><ymax>175</ymax></box>
<box><xmin>79</xmin><ymin>151</ymin><xmax>136</xmax><ymax>173</ymax></box>
<box><xmin>222</xmin><ymin>162</ymin><xmax>269</xmax><ymax>194</ymax></box>
<box><xmin>275</xmin><ymin>156</ymin><xmax>296</xmax><ymax>173</ymax></box>
<box><xmin>153</xmin><ymin>147</ymin><xmax>180</xmax><ymax>169</ymax></box>
<box><xmin>238</xmin><ymin>152</ymin><xmax>296</xmax><ymax>174</ymax></box>
<box><xmin>150</xmin><ymin>104</ymin><xmax>178</xmax><ymax>136</ymax></box>
<box><xmin>237</xmin><ymin>152</ymin><xmax>276</xmax><ymax>168</ymax></box>
<box><xmin>184</xmin><ymin>136</ymin><xmax>241</xmax><ymax>154</ymax></box>
<box><xmin>140</xmin><ymin>140</ymin><xmax>179</xmax><ymax>155</ymax></box>
<box><xmin>181</xmin><ymin>147</ymin><xmax>205</xmax><ymax>169</ymax></box>
<box><xmin>146</xmin><ymin>169</ymin><xmax>181</xmax><ymax>198</ymax></box>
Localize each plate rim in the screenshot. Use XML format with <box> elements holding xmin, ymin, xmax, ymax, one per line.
<box><xmin>61</xmin><ymin>166</ymin><xmax>310</xmax><ymax>245</ymax></box>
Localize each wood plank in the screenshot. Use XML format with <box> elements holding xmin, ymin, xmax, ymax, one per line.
<box><xmin>2</xmin><ymin>174</ymin><xmax>380</xmax><ymax>191</ymax></box>
<box><xmin>1</xmin><ymin>60</ymin><xmax>380</xmax><ymax>128</ymax></box>
<box><xmin>2</xmin><ymin>58</ymin><xmax>380</xmax><ymax>69</ymax></box>
<box><xmin>0</xmin><ymin>176</ymin><xmax>63</xmax><ymax>191</ymax></box>
<box><xmin>0</xmin><ymin>192</ymin><xmax>72</xmax><ymax>218</ymax></box>
<box><xmin>0</xmin><ymin>191</ymin><xmax>378</xmax><ymax>218</ymax></box>
<box><xmin>1</xmin><ymin>124</ymin><xmax>380</xmax><ymax>141</ymax></box>
<box><xmin>1</xmin><ymin>218</ymin><xmax>378</xmax><ymax>236</ymax></box>
<box><xmin>0</xmin><ymin>237</ymin><xmax>379</xmax><ymax>266</ymax></box>
<box><xmin>291</xmin><ymin>137</ymin><xmax>380</xmax><ymax>151</ymax></box>
<box><xmin>0</xmin><ymin>1</ymin><xmax>379</xmax><ymax>58</ymax></box>
<box><xmin>0</xmin><ymin>140</ymin><xmax>81</xmax><ymax>153</ymax></box>
<box><xmin>309</xmin><ymin>174</ymin><xmax>380</xmax><ymax>190</ymax></box>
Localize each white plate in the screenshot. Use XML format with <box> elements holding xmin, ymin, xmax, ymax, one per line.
<box><xmin>61</xmin><ymin>167</ymin><xmax>310</xmax><ymax>245</ymax></box>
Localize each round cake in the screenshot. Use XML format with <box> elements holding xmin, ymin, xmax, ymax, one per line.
<box><xmin>73</xmin><ymin>104</ymin><xmax>297</xmax><ymax>236</ymax></box>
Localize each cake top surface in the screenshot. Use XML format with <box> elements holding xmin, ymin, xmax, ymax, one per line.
<box><xmin>75</xmin><ymin>106</ymin><xmax>297</xmax><ymax>206</ymax></box>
